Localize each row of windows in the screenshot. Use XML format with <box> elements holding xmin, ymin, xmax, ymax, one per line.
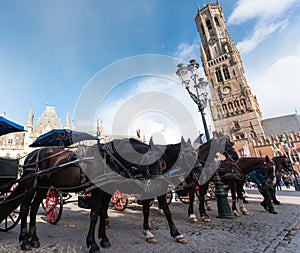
<box><xmin>207</xmin><ymin>54</ymin><xmax>228</xmax><ymax>67</ymax></box>
<box><xmin>215</xmin><ymin>65</ymin><xmax>231</xmax><ymax>82</ymax></box>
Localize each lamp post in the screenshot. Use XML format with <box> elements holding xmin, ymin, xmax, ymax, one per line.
<box><xmin>176</xmin><ymin>60</ymin><xmax>210</xmax><ymax>141</ymax></box>
<box><xmin>176</xmin><ymin>59</ymin><xmax>233</xmax><ymax>219</ymax></box>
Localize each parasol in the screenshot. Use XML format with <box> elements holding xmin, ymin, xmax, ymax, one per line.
<box><xmin>0</xmin><ymin>116</ymin><xmax>25</xmax><ymax>136</ymax></box>
<box><xmin>29</xmin><ymin>129</ymin><xmax>97</xmax><ymax>147</ymax></box>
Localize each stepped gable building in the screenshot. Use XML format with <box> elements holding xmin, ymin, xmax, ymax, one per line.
<box><xmin>194</xmin><ymin>1</ymin><xmax>300</xmax><ymax>169</ymax></box>
<box><xmin>0</xmin><ymin>106</ymin><xmax>70</xmax><ymax>159</ymax></box>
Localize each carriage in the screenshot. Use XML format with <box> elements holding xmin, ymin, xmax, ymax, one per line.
<box><xmin>0</xmin><ymin>120</ymin><xmax>97</xmax><ymax>230</ymax></box>
<box><xmin>0</xmin><ymin>116</ymin><xmax>25</xmax><ymax>231</ymax></box>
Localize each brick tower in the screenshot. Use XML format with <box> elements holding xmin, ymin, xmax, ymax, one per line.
<box><xmin>194</xmin><ymin>1</ymin><xmax>265</xmax><ymax>142</ymax></box>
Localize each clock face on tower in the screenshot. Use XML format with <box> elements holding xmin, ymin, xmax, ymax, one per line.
<box><xmin>208</xmin><ymin>37</ymin><xmax>216</xmax><ymax>46</ymax></box>
<box><xmin>221</xmin><ymin>86</ymin><xmax>231</xmax><ymax>95</ymax></box>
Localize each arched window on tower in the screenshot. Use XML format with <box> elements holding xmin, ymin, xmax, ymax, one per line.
<box><xmin>228</xmin><ymin>102</ymin><xmax>234</xmax><ymax>112</ymax></box>
<box><xmin>206</xmin><ymin>19</ymin><xmax>212</xmax><ymax>30</ymax></box>
<box><xmin>234</xmin><ymin>100</ymin><xmax>240</xmax><ymax>110</ymax></box>
<box><xmin>240</xmin><ymin>98</ymin><xmax>247</xmax><ymax>110</ymax></box>
<box><xmin>214</xmin><ymin>17</ymin><xmax>220</xmax><ymax>27</ymax></box>
<box><xmin>222</xmin><ymin>104</ymin><xmax>228</xmax><ymax>114</ymax></box>
<box><xmin>222</xmin><ymin>65</ymin><xmax>231</xmax><ymax>80</ymax></box>
<box><xmin>215</xmin><ymin>67</ymin><xmax>223</xmax><ymax>82</ymax></box>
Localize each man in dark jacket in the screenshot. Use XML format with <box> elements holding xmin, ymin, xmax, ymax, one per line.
<box><xmin>250</xmin><ymin>168</ymin><xmax>277</xmax><ymax>214</ymax></box>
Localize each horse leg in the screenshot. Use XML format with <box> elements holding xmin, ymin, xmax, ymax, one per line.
<box><xmin>188</xmin><ymin>185</ymin><xmax>198</xmax><ymax>223</ymax></box>
<box><xmin>86</xmin><ymin>191</ymin><xmax>101</xmax><ymax>253</ymax></box>
<box><xmin>270</xmin><ymin>185</ymin><xmax>281</xmax><ymax>205</ymax></box>
<box><xmin>157</xmin><ymin>195</ymin><xmax>187</xmax><ymax>244</ymax></box>
<box><xmin>230</xmin><ymin>183</ymin><xmax>240</xmax><ymax>217</ymax></box>
<box><xmin>29</xmin><ymin>188</ymin><xmax>48</xmax><ymax>248</ymax></box>
<box><xmin>237</xmin><ymin>182</ymin><xmax>249</xmax><ymax>215</ymax></box>
<box><xmin>142</xmin><ymin>199</ymin><xmax>157</xmax><ymax>243</ymax></box>
<box><xmin>19</xmin><ymin>182</ymin><xmax>36</xmax><ymax>251</ymax></box>
<box><xmin>197</xmin><ymin>184</ymin><xmax>211</xmax><ymax>222</ymax></box>
<box><xmin>98</xmin><ymin>192</ymin><xmax>111</xmax><ymax>248</ymax></box>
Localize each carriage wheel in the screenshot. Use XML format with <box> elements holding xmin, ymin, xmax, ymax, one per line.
<box><xmin>178</xmin><ymin>194</ymin><xmax>190</xmax><ymax>204</ymax></box>
<box><xmin>111</xmin><ymin>191</ymin><xmax>128</xmax><ymax>211</ymax></box>
<box><xmin>45</xmin><ymin>188</ymin><xmax>63</xmax><ymax>225</ymax></box>
<box><xmin>0</xmin><ymin>184</ymin><xmax>21</xmax><ymax>232</ymax></box>
<box><xmin>0</xmin><ymin>206</ymin><xmax>21</xmax><ymax>232</ymax></box>
<box><xmin>165</xmin><ymin>191</ymin><xmax>173</xmax><ymax>205</ymax></box>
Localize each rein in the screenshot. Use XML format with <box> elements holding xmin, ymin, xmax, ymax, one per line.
<box><xmin>21</xmin><ymin>149</ymin><xmax>70</xmax><ymax>168</ymax></box>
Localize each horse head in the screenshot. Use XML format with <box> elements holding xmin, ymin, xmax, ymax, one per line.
<box><xmin>273</xmin><ymin>155</ymin><xmax>293</xmax><ymax>174</ymax></box>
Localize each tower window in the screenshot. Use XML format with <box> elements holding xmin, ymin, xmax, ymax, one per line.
<box><xmin>214</xmin><ymin>17</ymin><xmax>220</xmax><ymax>27</ymax></box>
<box><xmin>215</xmin><ymin>67</ymin><xmax>223</xmax><ymax>82</ymax></box>
<box><xmin>233</xmin><ymin>121</ymin><xmax>240</xmax><ymax>130</ymax></box>
<box><xmin>206</xmin><ymin>19</ymin><xmax>212</xmax><ymax>30</ymax></box>
<box><xmin>223</xmin><ymin>65</ymin><xmax>231</xmax><ymax>80</ymax></box>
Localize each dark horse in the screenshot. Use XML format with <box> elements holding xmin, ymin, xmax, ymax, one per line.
<box><xmin>269</xmin><ymin>155</ymin><xmax>293</xmax><ymax>204</ymax></box>
<box><xmin>167</xmin><ymin>132</ymin><xmax>239</xmax><ymax>223</ymax></box>
<box><xmin>218</xmin><ymin>156</ymin><xmax>276</xmax><ymax>216</ymax></box>
<box><xmin>4</xmin><ymin>137</ymin><xmax>198</xmax><ymax>252</ymax></box>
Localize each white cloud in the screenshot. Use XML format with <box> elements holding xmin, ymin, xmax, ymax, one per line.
<box><xmin>174</xmin><ymin>40</ymin><xmax>199</xmax><ymax>64</ymax></box>
<box><xmin>229</xmin><ymin>0</ymin><xmax>299</xmax><ymax>54</ymax></box>
<box><xmin>236</xmin><ymin>19</ymin><xmax>287</xmax><ymax>54</ymax></box>
<box><xmin>228</xmin><ymin>0</ymin><xmax>297</xmax><ymax>24</ymax></box>
<box><xmin>251</xmin><ymin>48</ymin><xmax>300</xmax><ymax>118</ymax></box>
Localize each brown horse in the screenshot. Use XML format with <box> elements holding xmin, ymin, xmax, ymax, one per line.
<box><xmin>175</xmin><ymin>132</ymin><xmax>239</xmax><ymax>223</ymax></box>
<box><xmin>218</xmin><ymin>156</ymin><xmax>276</xmax><ymax>216</ymax></box>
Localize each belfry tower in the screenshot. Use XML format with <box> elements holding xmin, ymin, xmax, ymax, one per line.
<box><xmin>194</xmin><ymin>1</ymin><xmax>265</xmax><ymax>141</ymax></box>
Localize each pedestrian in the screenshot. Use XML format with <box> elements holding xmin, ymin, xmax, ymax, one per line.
<box><xmin>250</xmin><ymin>167</ymin><xmax>277</xmax><ymax>214</ymax></box>
<box><xmin>276</xmin><ymin>180</ymin><xmax>282</xmax><ymax>191</ymax></box>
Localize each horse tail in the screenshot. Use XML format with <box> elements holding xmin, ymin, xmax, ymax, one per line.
<box><xmin>0</xmin><ymin>180</ymin><xmax>25</xmax><ymax>223</ymax></box>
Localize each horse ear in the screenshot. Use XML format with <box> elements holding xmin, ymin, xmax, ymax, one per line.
<box><xmin>265</xmin><ymin>155</ymin><xmax>270</xmax><ymax>162</ymax></box>
<box><xmin>181</xmin><ymin>136</ymin><xmax>185</xmax><ymax>146</ymax></box>
<box><xmin>187</xmin><ymin>138</ymin><xmax>191</xmax><ymax>145</ymax></box>
<box><xmin>149</xmin><ymin>137</ymin><xmax>154</xmax><ymax>147</ymax></box>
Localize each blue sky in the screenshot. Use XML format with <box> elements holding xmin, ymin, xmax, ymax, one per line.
<box><xmin>1</xmin><ymin>0</ymin><xmax>300</xmax><ymax>142</ymax></box>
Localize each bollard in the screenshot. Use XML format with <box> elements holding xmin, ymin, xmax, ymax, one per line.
<box><xmin>214</xmin><ymin>171</ymin><xmax>233</xmax><ymax>219</ymax></box>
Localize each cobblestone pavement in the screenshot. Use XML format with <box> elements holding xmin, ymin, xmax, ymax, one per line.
<box><xmin>0</xmin><ymin>188</ymin><xmax>299</xmax><ymax>253</ymax></box>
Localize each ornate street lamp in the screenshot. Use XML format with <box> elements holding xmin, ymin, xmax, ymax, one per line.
<box><xmin>176</xmin><ymin>60</ymin><xmax>210</xmax><ymax>141</ymax></box>
<box><xmin>176</xmin><ymin>59</ymin><xmax>233</xmax><ymax>219</ymax></box>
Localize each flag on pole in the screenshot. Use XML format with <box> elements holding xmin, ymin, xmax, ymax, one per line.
<box><xmin>243</xmin><ymin>142</ymin><xmax>251</xmax><ymax>157</ymax></box>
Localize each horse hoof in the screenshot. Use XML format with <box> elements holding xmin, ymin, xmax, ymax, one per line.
<box><xmin>242</xmin><ymin>210</ymin><xmax>249</xmax><ymax>215</ymax></box>
<box><xmin>89</xmin><ymin>247</ymin><xmax>101</xmax><ymax>253</ymax></box>
<box><xmin>176</xmin><ymin>236</ymin><xmax>188</xmax><ymax>244</ymax></box>
<box><xmin>30</xmin><ymin>240</ymin><xmax>40</xmax><ymax>248</ymax></box>
<box><xmin>189</xmin><ymin>214</ymin><xmax>198</xmax><ymax>223</ymax></box>
<box><xmin>233</xmin><ymin>211</ymin><xmax>240</xmax><ymax>217</ymax></box>
<box><xmin>146</xmin><ymin>237</ymin><xmax>158</xmax><ymax>243</ymax></box>
<box><xmin>202</xmin><ymin>217</ymin><xmax>211</xmax><ymax>222</ymax></box>
<box><xmin>100</xmin><ymin>240</ymin><xmax>111</xmax><ymax>248</ymax></box>
<box><xmin>20</xmin><ymin>242</ymin><xmax>31</xmax><ymax>251</ymax></box>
